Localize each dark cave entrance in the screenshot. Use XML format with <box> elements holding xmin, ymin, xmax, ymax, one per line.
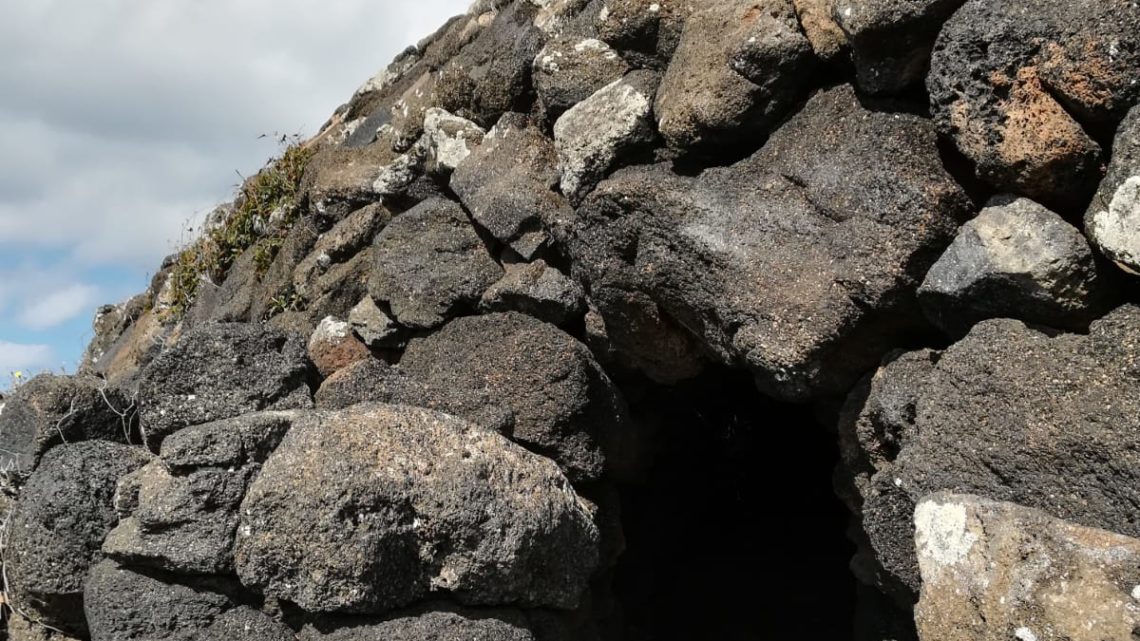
<box><xmin>612</xmin><ymin>368</ymin><xmax>857</xmax><ymax>641</ymax></box>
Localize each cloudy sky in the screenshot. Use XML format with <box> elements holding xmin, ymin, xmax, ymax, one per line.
<box><xmin>0</xmin><ymin>0</ymin><xmax>470</xmax><ymax>379</ymax></box>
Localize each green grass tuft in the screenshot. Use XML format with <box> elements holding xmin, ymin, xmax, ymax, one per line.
<box><xmin>166</xmin><ymin>139</ymin><xmax>314</xmax><ymax>319</ymax></box>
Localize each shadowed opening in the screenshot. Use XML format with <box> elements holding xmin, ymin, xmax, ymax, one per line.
<box><xmin>612</xmin><ymin>367</ymin><xmax>858</xmax><ymax>641</ymax></box>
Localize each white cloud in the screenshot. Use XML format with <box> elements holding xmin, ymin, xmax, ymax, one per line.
<box><xmin>0</xmin><ymin>0</ymin><xmax>470</xmax><ymax>268</ymax></box>
<box><xmin>18</xmin><ymin>283</ymin><xmax>102</xmax><ymax>330</ymax></box>
<box><xmin>0</xmin><ymin>0</ymin><xmax>471</xmax><ymax>370</ymax></box>
<box><xmin>0</xmin><ymin>342</ymin><xmax>56</xmax><ymax>377</ymax></box>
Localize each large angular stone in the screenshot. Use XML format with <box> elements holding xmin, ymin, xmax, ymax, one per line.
<box><xmin>234</xmin><ymin>403</ymin><xmax>599</xmax><ymax>614</ymax></box>
<box><xmin>915</xmin><ymin>494</ymin><xmax>1140</xmax><ymax>641</ymax></box>
<box><xmin>571</xmin><ymin>85</ymin><xmax>971</xmax><ymax>400</ymax></box>
<box><xmin>840</xmin><ymin>306</ymin><xmax>1140</xmax><ymax>602</ymax></box>
<box><xmin>554</xmin><ymin>70</ymin><xmax>658</xmax><ymax>202</ymax></box>
<box><xmin>928</xmin><ymin>0</ymin><xmax>1140</xmax><ymax>210</ymax></box>
<box><xmin>368</xmin><ymin>198</ymin><xmax>503</xmax><ymax>329</ymax></box>
<box><xmin>137</xmin><ymin>323</ymin><xmax>313</xmax><ymax>449</ymax></box>
<box><xmin>595</xmin><ymin>0</ymin><xmax>686</xmax><ymax>65</ymax></box>
<box><xmin>6</xmin><ymin>442</ymin><xmax>154</xmax><ymax>636</ymax></box>
<box><xmin>451</xmin><ymin>113</ymin><xmax>571</xmax><ymax>258</ymax></box>
<box><xmin>313</xmin><ymin>358</ymin><xmax>514</xmax><ymax>435</ymax></box>
<box><xmin>1086</xmin><ymin>106</ymin><xmax>1140</xmax><ymax>275</ymax></box>
<box><xmin>653</xmin><ymin>0</ymin><xmax>814</xmax><ymax>152</ymax></box>
<box><xmin>533</xmin><ymin>35</ymin><xmax>630</xmax><ymax>117</ymax></box>
<box><xmin>479</xmin><ymin>259</ymin><xmax>586</xmax><ymax>326</ymax></box>
<box><xmin>434</xmin><ymin>1</ymin><xmax>547</xmax><ymax>127</ymax></box>
<box><xmin>0</xmin><ymin>374</ymin><xmax>140</xmax><ymax>473</ymax></box>
<box><xmin>400</xmin><ymin>312</ymin><xmax>630</xmax><ymax>482</ymax></box>
<box><xmin>918</xmin><ymin>196</ymin><xmax>1108</xmax><ymax>334</ymax></box>
<box><xmin>103</xmin><ymin>412</ymin><xmax>296</xmax><ymax>575</ymax></box>
<box><xmin>83</xmin><ymin>561</ymin><xmax>237</xmax><ymax>641</ymax></box>
<box><xmin>834</xmin><ymin>0</ymin><xmax>965</xmax><ymax>94</ymax></box>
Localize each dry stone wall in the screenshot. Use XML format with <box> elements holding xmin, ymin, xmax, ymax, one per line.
<box><xmin>4</xmin><ymin>0</ymin><xmax>1140</xmax><ymax>639</ymax></box>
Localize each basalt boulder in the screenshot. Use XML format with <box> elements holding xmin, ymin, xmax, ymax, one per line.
<box><xmin>5</xmin><ymin>442</ymin><xmax>154</xmax><ymax>636</ymax></box>
<box><xmin>103</xmin><ymin>412</ymin><xmax>296</xmax><ymax>575</ymax></box>
<box><xmin>0</xmin><ymin>374</ymin><xmax>140</xmax><ymax>474</ymax></box>
<box><xmin>928</xmin><ymin>0</ymin><xmax>1140</xmax><ymax>210</ymax></box>
<box><xmin>234</xmin><ymin>403</ymin><xmax>599</xmax><ymax>614</ymax></box>
<box><xmin>918</xmin><ymin>196</ymin><xmax>1108</xmax><ymax>335</ymax></box>
<box><xmin>399</xmin><ymin>312</ymin><xmax>631</xmax><ymax>482</ymax></box>
<box><xmin>570</xmin><ymin>84</ymin><xmax>971</xmax><ymax>400</ymax></box>
<box><xmin>137</xmin><ymin>323</ymin><xmax>313</xmax><ymax>449</ymax></box>
<box><xmin>368</xmin><ymin>198</ymin><xmax>503</xmax><ymax>329</ymax></box>
<box><xmin>841</xmin><ymin>306</ymin><xmax>1140</xmax><ymax>602</ymax></box>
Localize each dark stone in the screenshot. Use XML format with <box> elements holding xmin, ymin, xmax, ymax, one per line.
<box><xmin>833</xmin><ymin>0</ymin><xmax>966</xmax><ymax>94</ymax></box>
<box><xmin>434</xmin><ymin>1</ymin><xmax>547</xmax><ymax>127</ymax></box>
<box><xmin>369</xmin><ymin>198</ymin><xmax>503</xmax><ymax>329</ymax></box>
<box><xmin>300</xmin><ymin>605</ymin><xmax>537</xmax><ymax>641</ymax></box>
<box><xmin>0</xmin><ymin>374</ymin><xmax>140</xmax><ymax>473</ymax></box>
<box><xmin>595</xmin><ymin>0</ymin><xmax>687</xmax><ymax>66</ymax></box>
<box><xmin>653</xmin><ymin>0</ymin><xmax>814</xmax><ymax>152</ymax></box>
<box><xmin>83</xmin><ymin>561</ymin><xmax>236</xmax><ymax>641</ymax></box>
<box><xmin>918</xmin><ymin>195</ymin><xmax>1108</xmax><ymax>335</ymax></box>
<box><xmin>234</xmin><ymin>403</ymin><xmax>599</xmax><ymax>614</ymax></box>
<box><xmin>137</xmin><ymin>323</ymin><xmax>313</xmax><ymax>449</ymax></box>
<box><xmin>570</xmin><ymin>85</ymin><xmax>971</xmax><ymax>400</ymax></box>
<box><xmin>840</xmin><ymin>306</ymin><xmax>1140</xmax><ymax>602</ymax></box>
<box><xmin>533</xmin><ymin>35</ymin><xmax>630</xmax><ymax>118</ymax></box>
<box><xmin>451</xmin><ymin>113</ymin><xmax>570</xmax><ymax>259</ymax></box>
<box><xmin>400</xmin><ymin>312</ymin><xmax>632</xmax><ymax>482</ymax></box>
<box><xmin>928</xmin><ymin>0</ymin><xmax>1140</xmax><ymax>210</ymax></box>
<box><xmin>103</xmin><ymin>412</ymin><xmax>296</xmax><ymax>575</ymax></box>
<box><xmin>314</xmin><ymin>359</ymin><xmax>514</xmax><ymax>435</ymax></box>
<box><xmin>479</xmin><ymin>259</ymin><xmax>586</xmax><ymax>326</ymax></box>
<box><xmin>6</xmin><ymin>442</ymin><xmax>154</xmax><ymax>636</ymax></box>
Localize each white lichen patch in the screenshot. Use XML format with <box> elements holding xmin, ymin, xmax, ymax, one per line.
<box><xmin>423</xmin><ymin>108</ymin><xmax>485</xmax><ymax>172</ymax></box>
<box><xmin>915</xmin><ymin>499</ymin><xmax>979</xmax><ymax>568</ymax></box>
<box><xmin>554</xmin><ymin>78</ymin><xmax>652</xmax><ymax>199</ymax></box>
<box><xmin>1014</xmin><ymin>626</ymin><xmax>1037</xmax><ymax>641</ymax></box>
<box><xmin>1090</xmin><ymin>176</ymin><xmax>1140</xmax><ymax>273</ymax></box>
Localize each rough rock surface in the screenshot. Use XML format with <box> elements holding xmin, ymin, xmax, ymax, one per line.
<box><xmin>300</xmin><ymin>606</ymin><xmax>538</xmax><ymax>641</ymax></box>
<box><xmin>835</xmin><ymin>0</ymin><xmax>965</xmax><ymax>94</ymax></box>
<box><xmin>234</xmin><ymin>403</ymin><xmax>599</xmax><ymax>614</ymax></box>
<box><xmin>103</xmin><ymin>412</ymin><xmax>295</xmax><ymax>575</ymax></box>
<box><xmin>534</xmin><ymin>36</ymin><xmax>630</xmax><ymax>117</ymax></box>
<box><xmin>312</xmin><ymin>358</ymin><xmax>514</xmax><ymax>435</ymax></box>
<box><xmin>928</xmin><ymin>0</ymin><xmax>1140</xmax><ymax>209</ymax></box>
<box><xmin>0</xmin><ymin>374</ymin><xmax>139</xmax><ymax>473</ymax></box>
<box><xmin>915</xmin><ymin>494</ymin><xmax>1140</xmax><ymax>641</ymax></box>
<box><xmin>369</xmin><ymin>198</ymin><xmax>502</xmax><ymax>328</ymax></box>
<box><xmin>479</xmin><ymin>259</ymin><xmax>585</xmax><ymax>326</ymax></box>
<box><xmin>59</xmin><ymin>1</ymin><xmax>1140</xmax><ymax>638</ymax></box>
<box><xmin>400</xmin><ymin>312</ymin><xmax>629</xmax><ymax>482</ymax></box>
<box><xmin>5</xmin><ymin>442</ymin><xmax>153</xmax><ymax>635</ymax></box>
<box><xmin>450</xmin><ymin>113</ymin><xmax>569</xmax><ymax>258</ymax></box>
<box><xmin>347</xmin><ymin>296</ymin><xmax>402</xmax><ymax>348</ymax></box>
<box><xmin>554</xmin><ymin>70</ymin><xmax>658</xmax><ymax>202</ymax></box>
<box><xmin>1086</xmin><ymin>106</ymin><xmax>1140</xmax><ymax>274</ymax></box>
<box><xmin>653</xmin><ymin>0</ymin><xmax>814</xmax><ymax>152</ymax></box>
<box><xmin>137</xmin><ymin>323</ymin><xmax>313</xmax><ymax>449</ymax></box>
<box><xmin>841</xmin><ymin>306</ymin><xmax>1140</xmax><ymax>601</ymax></box>
<box><xmin>571</xmin><ymin>84</ymin><xmax>971</xmax><ymax>399</ymax></box>
<box><xmin>83</xmin><ymin>561</ymin><xmax>236</xmax><ymax>641</ymax></box>
<box><xmin>918</xmin><ymin>196</ymin><xmax>1107</xmax><ymax>334</ymax></box>
<box><xmin>307</xmin><ymin>316</ymin><xmax>371</xmax><ymax>377</ymax></box>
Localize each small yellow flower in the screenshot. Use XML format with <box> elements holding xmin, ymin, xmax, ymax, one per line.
<box><xmin>12</xmin><ymin>371</ymin><xmax>22</xmax><ymax>380</ymax></box>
